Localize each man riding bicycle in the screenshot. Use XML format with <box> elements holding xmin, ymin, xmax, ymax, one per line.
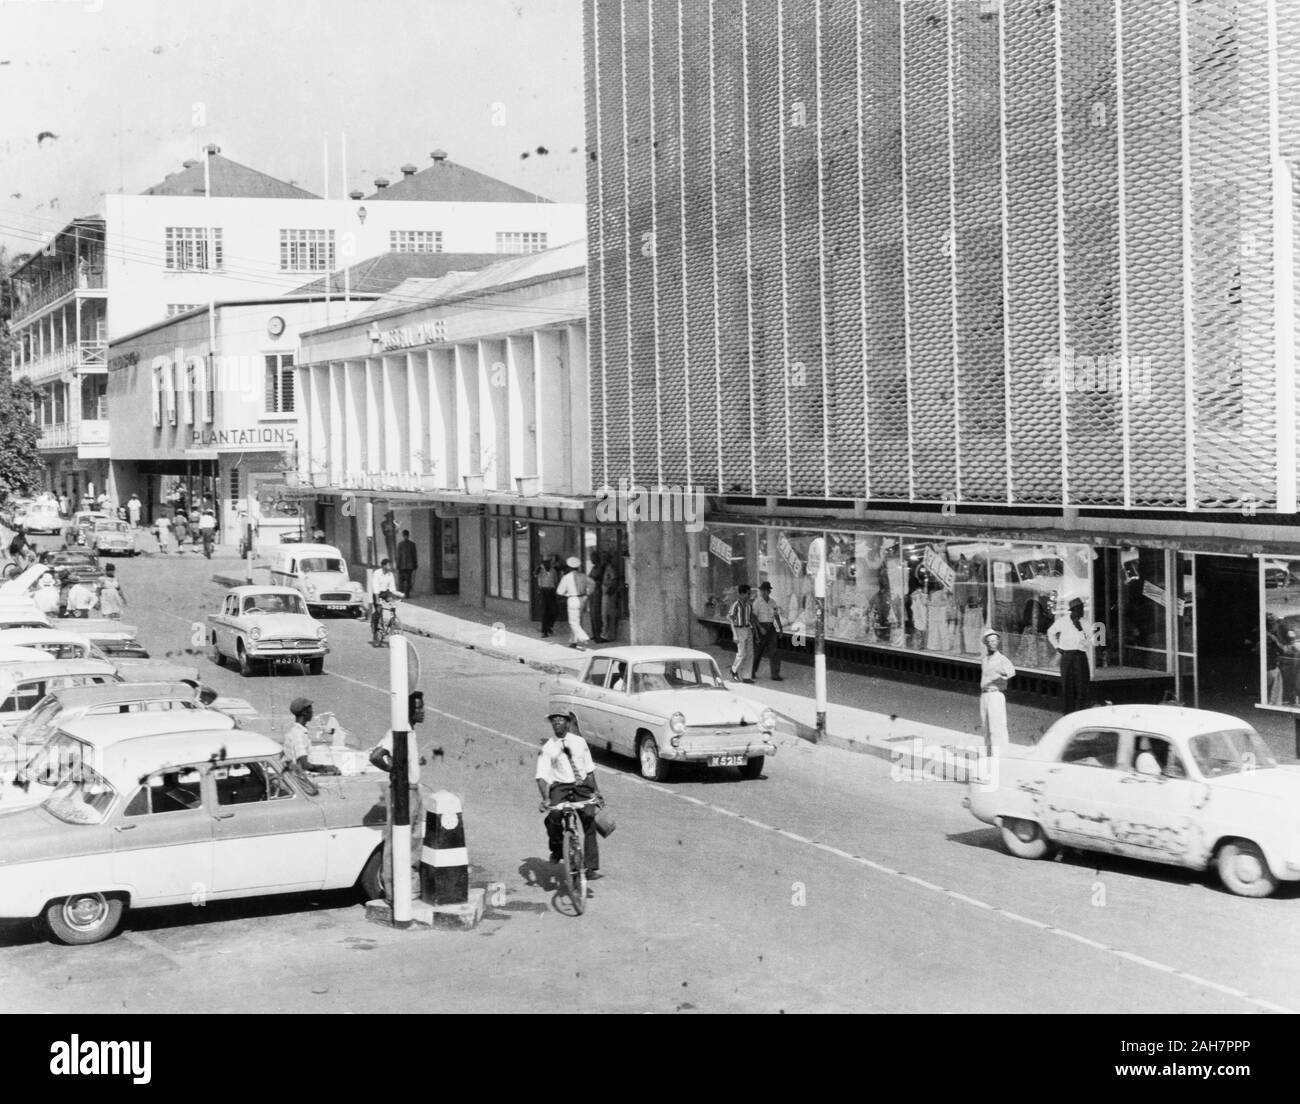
<box><xmin>536</xmin><ymin>712</ymin><xmax>603</xmax><ymax>885</ymax></box>
<box><xmin>370</xmin><ymin>558</ymin><xmax>403</xmax><ymax>643</ymax></box>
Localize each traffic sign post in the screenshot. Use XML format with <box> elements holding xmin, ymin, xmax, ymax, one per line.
<box><xmin>809</xmin><ymin>538</ymin><xmax>827</xmax><ymax>741</ymax></box>
<box><xmin>388</xmin><ymin>633</ymin><xmax>412</xmax><ymax>928</ymax></box>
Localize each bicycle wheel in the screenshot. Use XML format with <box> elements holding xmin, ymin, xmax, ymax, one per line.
<box><xmin>565</xmin><ymin>821</ymin><xmax>586</xmax><ymax>915</ymax></box>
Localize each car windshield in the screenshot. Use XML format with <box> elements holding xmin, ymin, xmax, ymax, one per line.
<box><xmin>631</xmin><ymin>659</ymin><xmax>725</xmax><ymax>692</ymax></box>
<box><xmin>244</xmin><ymin>593</ymin><xmax>306</xmax><ymax>615</ymax></box>
<box><xmin>299</xmin><ymin>557</ymin><xmax>344</xmax><ymax>573</ymax></box>
<box><xmin>21</xmin><ymin>731</ymin><xmax>87</xmax><ymax>789</ymax></box>
<box><xmin>1188</xmin><ymin>728</ymin><xmax>1278</xmax><ymax>777</ymax></box>
<box><xmin>43</xmin><ymin>763</ymin><xmax>117</xmax><ymax>825</ymax></box>
<box><xmin>96</xmin><ymin>521</ymin><xmax>128</xmax><ymax>533</ymax></box>
<box><xmin>11</xmin><ymin>696</ymin><xmax>62</xmax><ymax>745</ymax></box>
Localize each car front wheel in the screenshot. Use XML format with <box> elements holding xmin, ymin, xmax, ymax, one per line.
<box><xmin>237</xmin><ymin>642</ymin><xmax>254</xmax><ymax>677</ymax></box>
<box><xmin>637</xmin><ymin>734</ymin><xmax>670</xmax><ymax>782</ymax></box>
<box><xmin>359</xmin><ymin>847</ymin><xmax>385</xmax><ymax>902</ymax></box>
<box><xmin>999</xmin><ymin>816</ymin><xmax>1053</xmax><ymax>860</ymax></box>
<box><xmin>44</xmin><ymin>892</ymin><xmax>125</xmax><ymax>945</ymax></box>
<box><xmin>1216</xmin><ymin>839</ymin><xmax>1278</xmax><ymax>898</ymax></box>
<box><xmin>307</xmin><ymin>657</ymin><xmax>324</xmax><ymax>676</ymax></box>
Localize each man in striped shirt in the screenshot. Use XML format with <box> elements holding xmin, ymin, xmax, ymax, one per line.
<box><xmin>728</xmin><ymin>584</ymin><xmax>755</xmax><ymax>683</ymax></box>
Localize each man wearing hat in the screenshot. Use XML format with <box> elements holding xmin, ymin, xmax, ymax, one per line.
<box><xmin>750</xmin><ymin>581</ymin><xmax>784</xmax><ymax>681</ymax></box>
<box><xmin>1047</xmin><ymin>597</ymin><xmax>1093</xmax><ymax>714</ymax></box>
<box><xmin>979</xmin><ymin>629</ymin><xmax>1016</xmax><ymax>755</ymax></box>
<box><xmin>536</xmin><ymin>711</ymin><xmax>603</xmax><ymax>884</ymax></box>
<box><xmin>370</xmin><ymin>718</ymin><xmax>430</xmax><ymax>889</ymax></box>
<box><xmin>727</xmin><ymin>584</ymin><xmax>755</xmax><ymax>683</ymax></box>
<box><xmin>283</xmin><ymin>698</ymin><xmax>340</xmax><ymax>775</ymax></box>
<box><xmin>556</xmin><ymin>555</ymin><xmax>591</xmax><ymax>649</ymax></box>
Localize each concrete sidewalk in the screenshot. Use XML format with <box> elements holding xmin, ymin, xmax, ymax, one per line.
<box><xmin>213</xmin><ymin>565</ymin><xmax>1037</xmax><ymax>777</ymax></box>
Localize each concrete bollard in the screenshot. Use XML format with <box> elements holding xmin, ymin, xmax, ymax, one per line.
<box><xmin>420</xmin><ymin>790</ymin><xmax>468</xmax><ymax>906</ymax></box>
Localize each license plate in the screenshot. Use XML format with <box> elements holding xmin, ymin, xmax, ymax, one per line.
<box><xmin>708</xmin><ymin>755</ymin><xmax>746</xmax><ymax>767</ymax></box>
<box><xmin>327</xmin><ymin>604</ymin><xmax>347</xmax><ymax>611</ymax></box>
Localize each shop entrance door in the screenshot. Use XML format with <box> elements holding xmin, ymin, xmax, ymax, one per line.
<box><xmin>1191</xmin><ymin>555</ymin><xmax>1257</xmax><ymax>718</ymax></box>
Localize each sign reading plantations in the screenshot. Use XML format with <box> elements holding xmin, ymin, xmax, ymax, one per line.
<box><xmin>193</xmin><ymin>427</ymin><xmax>296</xmax><ymax>447</ymax></box>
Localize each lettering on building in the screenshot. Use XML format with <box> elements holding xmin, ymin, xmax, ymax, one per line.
<box><xmin>378</xmin><ymin>320</ymin><xmax>446</xmax><ymax>351</ymax></box>
<box><xmin>191</xmin><ymin>427</ymin><xmax>297</xmax><ymax>447</ymax></box>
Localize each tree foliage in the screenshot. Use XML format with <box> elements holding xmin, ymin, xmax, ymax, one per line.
<box><xmin>0</xmin><ymin>247</ymin><xmax>45</xmax><ymax>501</ymax></box>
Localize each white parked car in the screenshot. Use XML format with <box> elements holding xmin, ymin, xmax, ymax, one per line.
<box><xmin>207</xmin><ymin>586</ymin><xmax>329</xmax><ymax>676</ymax></box>
<box><xmin>967</xmin><ymin>704</ymin><xmax>1300</xmax><ymax>897</ymax></box>
<box><xmin>547</xmin><ymin>646</ymin><xmax>779</xmax><ymax>781</ymax></box>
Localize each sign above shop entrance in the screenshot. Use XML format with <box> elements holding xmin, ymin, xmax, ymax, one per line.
<box><xmin>377</xmin><ymin>320</ymin><xmax>446</xmax><ymax>351</ymax></box>
<box><xmin>193</xmin><ymin>427</ymin><xmax>296</xmax><ymax>448</ymax></box>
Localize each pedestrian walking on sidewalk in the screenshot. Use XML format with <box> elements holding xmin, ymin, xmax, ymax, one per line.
<box><xmin>396</xmin><ymin>529</ymin><xmax>418</xmax><ymax>595</ymax></box>
<box><xmin>750</xmin><ymin>581</ymin><xmax>784</xmax><ymax>680</ymax></box>
<box><xmin>557</xmin><ymin>556</ymin><xmax>591</xmax><ymax>649</ymax></box>
<box><xmin>96</xmin><ymin>563</ymin><xmax>125</xmax><ymax>619</ymax></box>
<box><xmin>153</xmin><ymin>513</ymin><xmax>171</xmax><ymax>554</ymax></box>
<box><xmin>979</xmin><ymin>628</ymin><xmax>1016</xmax><ymax>756</ymax></box>
<box><xmin>535</xmin><ymin>556</ymin><xmax>560</xmax><ymax>637</ymax></box>
<box><xmin>586</xmin><ymin>551</ymin><xmax>606</xmax><ymax>643</ymax></box>
<box><xmin>198</xmin><ymin>508</ymin><xmax>217</xmax><ymax>559</ymax></box>
<box><xmin>126</xmin><ymin>494</ymin><xmax>141</xmax><ymax>528</ymax></box>
<box><xmin>601</xmin><ymin>555</ymin><xmax>621</xmax><ymax>642</ymax></box>
<box><xmin>1047</xmin><ymin>597</ymin><xmax>1092</xmax><ymax>714</ymax></box>
<box><xmin>380</xmin><ymin>510</ymin><xmax>398</xmax><ymax>566</ymax></box>
<box><xmin>728</xmin><ymin>584</ymin><xmax>755</xmax><ymax>683</ymax></box>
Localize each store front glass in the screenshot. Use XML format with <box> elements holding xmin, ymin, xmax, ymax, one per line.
<box><xmin>1261</xmin><ymin>556</ymin><xmax>1300</xmax><ymax>710</ymax></box>
<box><xmin>694</xmin><ymin>524</ymin><xmax>1095</xmax><ymax>674</ymax></box>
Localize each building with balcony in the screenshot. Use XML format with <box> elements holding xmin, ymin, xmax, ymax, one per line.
<box><xmin>293</xmin><ymin>240</ymin><xmax>610</xmax><ymax>619</ymax></box>
<box><xmin>583</xmin><ymin>0</ymin><xmax>1300</xmax><ymax>735</ymax></box>
<box><xmin>7</xmin><ymin>216</ymin><xmax>111</xmax><ymax>499</ymax></box>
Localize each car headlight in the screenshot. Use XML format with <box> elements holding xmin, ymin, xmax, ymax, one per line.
<box><xmin>315</xmin><ymin>626</ymin><xmax>327</xmax><ymax>640</ymax></box>
<box><xmin>760</xmin><ymin>707</ymin><xmax>777</xmax><ymax>732</ymax></box>
<box><xmin>669</xmin><ymin>712</ymin><xmax>687</xmax><ymax>736</ymax></box>
<box><xmin>249</xmin><ymin>626</ymin><xmax>263</xmax><ymax>641</ymax></box>
<box><xmin>304</xmin><ymin>583</ymin><xmax>317</xmax><ymax>598</ymax></box>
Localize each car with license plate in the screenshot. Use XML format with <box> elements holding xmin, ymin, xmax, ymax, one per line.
<box><xmin>0</xmin><ymin>660</ymin><xmax>121</xmax><ymax>732</ymax></box>
<box><xmin>1</xmin><ymin>706</ymin><xmax>238</xmax><ymax>814</ymax></box>
<box><xmin>0</xmin><ymin>723</ymin><xmax>388</xmax><ymax>944</ymax></box>
<box><xmin>966</xmin><ymin>704</ymin><xmax>1300</xmax><ymax>897</ymax></box>
<box><xmin>547</xmin><ymin>646</ymin><xmax>779</xmax><ymax>781</ymax></box>
<box><xmin>207</xmin><ymin>585</ymin><xmax>329</xmax><ymax>676</ymax></box>
<box><xmin>86</xmin><ymin>519</ymin><xmax>135</xmax><ymax>556</ymax></box>
<box><xmin>268</xmin><ymin>543</ymin><xmax>367</xmax><ymax>617</ymax></box>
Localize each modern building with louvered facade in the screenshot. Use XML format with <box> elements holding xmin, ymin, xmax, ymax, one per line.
<box><xmin>584</xmin><ymin>0</ymin><xmax>1300</xmax><ymax>729</ymax></box>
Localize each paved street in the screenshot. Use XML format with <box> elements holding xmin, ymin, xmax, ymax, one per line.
<box><xmin>1</xmin><ymin>545</ymin><xmax>1297</xmax><ymax>1014</ymax></box>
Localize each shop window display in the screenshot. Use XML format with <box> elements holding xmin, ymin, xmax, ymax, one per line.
<box><xmin>695</xmin><ymin>524</ymin><xmax>1092</xmax><ymax>674</ymax></box>
<box><xmin>1262</xmin><ymin>557</ymin><xmax>1300</xmax><ymax>709</ymax></box>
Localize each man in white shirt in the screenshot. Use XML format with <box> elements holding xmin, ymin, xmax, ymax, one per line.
<box><xmin>369</xmin><ymin>558</ymin><xmax>401</xmax><ymax>643</ymax></box>
<box><xmin>556</xmin><ymin>556</ymin><xmax>590</xmax><ymax>649</ymax></box>
<box><xmin>1046</xmin><ymin>597</ymin><xmax>1092</xmax><ymax>714</ymax></box>
<box><xmin>370</xmin><ymin>725</ymin><xmax>429</xmax><ymax>893</ymax></box>
<box><xmin>535</xmin><ymin>712</ymin><xmax>603</xmax><ymax>879</ymax></box>
<box><xmin>979</xmin><ymin>629</ymin><xmax>1016</xmax><ymax>756</ymax></box>
<box><xmin>198</xmin><ymin>508</ymin><xmax>217</xmax><ymax>559</ymax></box>
<box><xmin>67</xmin><ymin>580</ymin><xmax>97</xmax><ymax>618</ymax></box>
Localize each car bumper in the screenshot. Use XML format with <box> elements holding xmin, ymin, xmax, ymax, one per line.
<box><xmin>247</xmin><ymin>644</ymin><xmax>330</xmax><ymax>658</ymax></box>
<box><xmin>662</xmin><ymin>731</ymin><xmax>778</xmax><ymax>762</ymax></box>
<box><xmin>306</xmin><ymin>600</ymin><xmax>364</xmax><ymax>611</ymax></box>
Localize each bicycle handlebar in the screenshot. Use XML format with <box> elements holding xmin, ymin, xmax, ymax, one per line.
<box><xmin>548</xmin><ymin>797</ymin><xmax>603</xmax><ymax>811</ymax></box>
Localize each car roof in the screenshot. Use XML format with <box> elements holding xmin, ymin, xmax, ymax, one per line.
<box><xmin>36</xmin><ymin>681</ymin><xmax>197</xmax><ymax>710</ymax></box>
<box><xmin>1047</xmin><ymin>704</ymin><xmax>1251</xmax><ymax>740</ymax></box>
<box><xmin>60</xmin><ymin>709</ymin><xmax>236</xmax><ymax>746</ymax></box>
<box><xmin>227</xmin><ymin>585</ymin><xmax>304</xmax><ymax>598</ymax></box>
<box><xmin>278</xmin><ymin>543</ymin><xmax>345</xmax><ymax>558</ymax></box>
<box><xmin>0</xmin><ymin>659</ymin><xmax>117</xmax><ymax>688</ymax></box>
<box><xmin>0</xmin><ymin>628</ymin><xmax>92</xmax><ymax>645</ymax></box>
<box><xmin>584</xmin><ymin>646</ymin><xmax>717</xmax><ymax>664</ymax></box>
<box><xmin>78</xmin><ymin>728</ymin><xmax>280</xmax><ymax>788</ymax></box>
<box><xmin>0</xmin><ymin>647</ymin><xmax>57</xmax><ymax>664</ymax></box>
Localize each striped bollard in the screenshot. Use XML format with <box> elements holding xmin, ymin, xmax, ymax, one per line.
<box><xmin>421</xmin><ymin>790</ymin><xmax>468</xmax><ymax>905</ymax></box>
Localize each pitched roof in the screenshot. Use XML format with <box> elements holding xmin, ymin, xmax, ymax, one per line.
<box><xmin>366</xmin><ymin>157</ymin><xmax>552</xmax><ymax>204</ymax></box>
<box><xmin>291</xmin><ymin>252</ymin><xmax>505</xmax><ymax>296</ymax></box>
<box><xmin>142</xmin><ymin>154</ymin><xmax>320</xmax><ymax>199</ymax></box>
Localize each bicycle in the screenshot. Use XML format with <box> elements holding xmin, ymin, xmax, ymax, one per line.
<box><xmin>548</xmin><ymin>795</ymin><xmax>602</xmax><ymax>915</ymax></box>
<box><xmin>371</xmin><ymin>593</ymin><xmax>403</xmax><ymax>647</ymax></box>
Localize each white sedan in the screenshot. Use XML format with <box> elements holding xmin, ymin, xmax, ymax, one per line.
<box><xmin>547</xmin><ymin>646</ymin><xmax>778</xmax><ymax>781</ymax></box>
<box><xmin>967</xmin><ymin>704</ymin><xmax>1300</xmax><ymax>897</ymax></box>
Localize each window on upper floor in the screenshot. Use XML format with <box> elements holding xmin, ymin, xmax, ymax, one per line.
<box><xmin>166</xmin><ymin>303</ymin><xmax>202</xmax><ymax>318</ymax></box>
<box><xmin>265</xmin><ymin>353</ymin><xmax>295</xmax><ymax>414</ymax></box>
<box><xmin>389</xmin><ymin>230</ymin><xmax>443</xmax><ymax>254</ymax></box>
<box><xmin>279</xmin><ymin>229</ymin><xmax>335</xmax><ymax>271</ymax></box>
<box><xmin>495</xmin><ymin>231</ymin><xmax>547</xmax><ymax>255</ymax></box>
<box><xmin>165</xmin><ymin>228</ymin><xmax>223</xmax><ymax>271</ymax></box>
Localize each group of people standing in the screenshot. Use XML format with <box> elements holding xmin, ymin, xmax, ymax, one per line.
<box><xmin>151</xmin><ymin>506</ymin><xmax>217</xmax><ymax>556</ymax></box>
<box><xmin>535</xmin><ymin>551</ymin><xmax>621</xmax><ymax>649</ymax></box>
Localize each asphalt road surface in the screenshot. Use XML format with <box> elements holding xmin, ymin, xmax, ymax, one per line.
<box><xmin>1</xmin><ymin>545</ymin><xmax>1297</xmax><ymax>1014</ymax></box>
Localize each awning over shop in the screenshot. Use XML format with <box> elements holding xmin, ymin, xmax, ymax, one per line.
<box><xmin>280</xmin><ymin>484</ymin><xmax>595</xmax><ymax>512</ymax></box>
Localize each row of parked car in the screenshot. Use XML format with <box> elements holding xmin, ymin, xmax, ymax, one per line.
<box><xmin>0</xmin><ymin>547</ymin><xmax>386</xmax><ymax>946</ymax></box>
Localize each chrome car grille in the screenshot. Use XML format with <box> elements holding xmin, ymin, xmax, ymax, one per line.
<box><xmin>319</xmin><ymin>592</ymin><xmax>354</xmax><ymax>602</ymax></box>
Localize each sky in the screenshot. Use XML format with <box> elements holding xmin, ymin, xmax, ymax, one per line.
<box><xmin>0</xmin><ymin>0</ymin><xmax>587</xmax><ymax>258</ymax></box>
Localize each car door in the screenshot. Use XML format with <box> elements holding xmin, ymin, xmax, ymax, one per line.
<box><xmin>568</xmin><ymin>657</ymin><xmax>612</xmax><ymax>743</ymax></box>
<box><xmin>209</xmin><ymin>756</ymin><xmax>328</xmax><ymax>896</ymax></box>
<box><xmin>1105</xmin><ymin>734</ymin><xmax>1206</xmax><ymax>867</ymax></box>
<box><xmin>214</xmin><ymin>595</ymin><xmax>236</xmax><ymax>655</ymax></box>
<box><xmin>110</xmin><ymin>763</ymin><xmax>214</xmax><ymax>907</ymax></box>
<box><xmin>1039</xmin><ymin>728</ymin><xmax>1126</xmax><ymax>855</ymax></box>
<box><xmin>602</xmin><ymin>661</ymin><xmax>642</xmax><ymax>755</ymax></box>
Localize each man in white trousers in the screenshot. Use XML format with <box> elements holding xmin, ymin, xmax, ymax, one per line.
<box><xmin>979</xmin><ymin>628</ymin><xmax>1016</xmax><ymax>757</ymax></box>
<box><xmin>557</xmin><ymin>556</ymin><xmax>591</xmax><ymax>649</ymax></box>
